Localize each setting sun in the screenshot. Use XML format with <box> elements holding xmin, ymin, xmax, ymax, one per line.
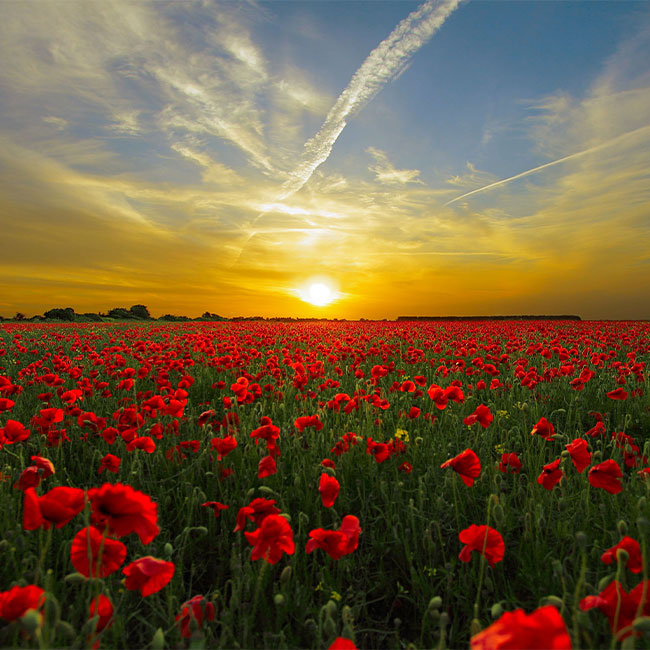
<box><xmin>306</xmin><ymin>283</ymin><xmax>333</xmax><ymax>306</ymax></box>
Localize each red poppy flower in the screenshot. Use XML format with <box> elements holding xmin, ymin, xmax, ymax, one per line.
<box><xmin>531</xmin><ymin>417</ymin><xmax>555</xmax><ymax>441</ymax></box>
<box><xmin>464</xmin><ymin>404</ymin><xmax>493</xmax><ymax>429</ymax></box>
<box><xmin>23</xmin><ymin>486</ymin><xmax>86</xmax><ymax>531</ymax></box>
<box><xmin>201</xmin><ymin>501</ymin><xmax>229</xmax><ymax>517</ymax></box>
<box><xmin>125</xmin><ymin>436</ymin><xmax>156</xmax><ymax>453</ymax></box>
<box><xmin>0</xmin><ymin>398</ymin><xmax>15</xmax><ymax>412</ymax></box>
<box><xmin>601</xmin><ymin>537</ymin><xmax>643</xmax><ymax>574</ymax></box>
<box><xmin>211</xmin><ymin>435</ymin><xmax>237</xmax><ymax>459</ymax></box>
<box><xmin>441</xmin><ymin>449</ymin><xmax>481</xmax><ymax>487</ymax></box>
<box><xmin>98</xmin><ymin>454</ymin><xmax>121</xmax><ymax>474</ymax></box>
<box><xmin>329</xmin><ymin>638</ymin><xmax>358</xmax><ymax>650</ymax></box>
<box><xmin>470</xmin><ymin>605</ymin><xmax>571</xmax><ymax>649</ymax></box>
<box><xmin>321</xmin><ymin>458</ymin><xmax>336</xmax><ymax>469</ymax></box>
<box><xmin>427</xmin><ymin>384</ymin><xmax>448</xmax><ymax>409</ymax></box>
<box><xmin>122</xmin><ymin>557</ymin><xmax>175</xmax><ymax>596</ymax></box>
<box><xmin>87</xmin><ymin>482</ymin><xmax>160</xmax><ymax>544</ymax></box>
<box><xmin>234</xmin><ymin>498</ymin><xmax>280</xmax><ymax>532</ymax></box>
<box><xmin>244</xmin><ymin>514</ymin><xmax>295</xmax><ymax>564</ymax></box>
<box><xmin>0</xmin><ymin>585</ymin><xmax>45</xmax><ymax>622</ymax></box>
<box><xmin>258</xmin><ymin>455</ymin><xmax>277</xmax><ymax>479</ymax></box>
<box><xmin>88</xmin><ymin>594</ymin><xmax>113</xmax><ymax>634</ymax></box>
<box><xmin>0</xmin><ymin>419</ymin><xmax>30</xmax><ymax>444</ymax></box>
<box><xmin>565</xmin><ymin>439</ymin><xmax>592</xmax><ymax>474</ymax></box>
<box><xmin>537</xmin><ymin>458</ymin><xmax>564</xmax><ymax>490</ymax></box>
<box><xmin>606</xmin><ymin>388</ymin><xmax>628</xmax><ymax>400</ymax></box>
<box><xmin>588</xmin><ymin>459</ymin><xmax>623</xmax><ymax>494</ymax></box>
<box><xmin>294</xmin><ymin>415</ymin><xmax>323</xmax><ymax>433</ymax></box>
<box><xmin>339</xmin><ymin>515</ymin><xmax>362</xmax><ymax>554</ymax></box>
<box><xmin>30</xmin><ymin>456</ymin><xmax>54</xmax><ymax>478</ymax></box>
<box><xmin>14</xmin><ymin>467</ymin><xmax>42</xmax><ymax>491</ymax></box>
<box><xmin>458</xmin><ymin>524</ymin><xmax>505</xmax><ymax>567</ymax></box>
<box><xmin>176</xmin><ymin>595</ymin><xmax>215</xmax><ymax>639</ymax></box>
<box><xmin>305</xmin><ymin>529</ymin><xmax>350</xmax><ymax>560</ymax></box>
<box><xmin>580</xmin><ymin>580</ymin><xmax>650</xmax><ymax>639</ymax></box>
<box><xmin>70</xmin><ymin>526</ymin><xmax>127</xmax><ymax>577</ymax></box>
<box><xmin>398</xmin><ymin>461</ymin><xmax>413</xmax><ymax>473</ymax></box>
<box><xmin>498</xmin><ymin>453</ymin><xmax>522</xmax><ymax>474</ymax></box>
<box><xmin>319</xmin><ymin>473</ymin><xmax>340</xmax><ymax>508</ymax></box>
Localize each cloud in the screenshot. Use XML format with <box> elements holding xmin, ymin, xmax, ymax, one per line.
<box><xmin>278</xmin><ymin>0</ymin><xmax>463</xmax><ymax>199</ymax></box>
<box><xmin>367</xmin><ymin>147</ymin><xmax>423</xmax><ymax>185</ymax></box>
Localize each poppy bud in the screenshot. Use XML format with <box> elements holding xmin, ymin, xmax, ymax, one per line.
<box><xmin>58</xmin><ymin>621</ymin><xmax>75</xmax><ymax>640</ymax></box>
<box><xmin>43</xmin><ymin>594</ymin><xmax>60</xmax><ymax>628</ymax></box>
<box><xmin>163</xmin><ymin>543</ymin><xmax>173</xmax><ymax>559</ymax></box>
<box><xmin>20</xmin><ymin>609</ymin><xmax>42</xmax><ymax>635</ymax></box>
<box><xmin>615</xmin><ymin>548</ymin><xmax>630</xmax><ymax>565</ymax></box>
<box><xmin>415</xmin><ymin>437</ymin><xmax>423</xmax><ymax>445</ymax></box>
<box><xmin>280</xmin><ymin>566</ymin><xmax>292</xmax><ymax>585</ymax></box>
<box><xmin>638</xmin><ymin>496</ymin><xmax>647</xmax><ymax>510</ymax></box>
<box><xmin>598</xmin><ymin>575</ymin><xmax>613</xmax><ymax>591</ymax></box>
<box><xmin>617</xmin><ymin>520</ymin><xmax>628</xmax><ymax>536</ymax></box>
<box><xmin>303</xmin><ymin>618</ymin><xmax>317</xmax><ymax>635</ymax></box>
<box><xmin>258</xmin><ymin>486</ymin><xmax>277</xmax><ymax>496</ymax></box>
<box><xmin>637</xmin><ymin>516</ymin><xmax>650</xmax><ymax>536</ymax></box>
<box><xmin>490</xmin><ymin>602</ymin><xmax>503</xmax><ymax>619</ymax></box>
<box><xmin>273</xmin><ymin>594</ymin><xmax>285</xmax><ymax>607</ymax></box>
<box><xmin>542</xmin><ymin>595</ymin><xmax>564</xmax><ymax>609</ymax></box>
<box><xmin>151</xmin><ymin>628</ymin><xmax>165</xmax><ymax>650</ymax></box>
<box><xmin>323</xmin><ymin>615</ymin><xmax>337</xmax><ymax>639</ymax></box>
<box><xmin>439</xmin><ymin>612</ymin><xmax>450</xmax><ymax>629</ymax></box>
<box><xmin>470</xmin><ymin>618</ymin><xmax>482</xmax><ymax>635</ymax></box>
<box><xmin>324</xmin><ymin>600</ymin><xmax>337</xmax><ymax>618</ymax></box>
<box><xmin>64</xmin><ymin>572</ymin><xmax>87</xmax><ymax>585</ymax></box>
<box><xmin>493</xmin><ymin>504</ymin><xmax>505</xmax><ymax>525</ymax></box>
<box><xmin>428</xmin><ymin>597</ymin><xmax>442</xmax><ymax>612</ymax></box>
<box><xmin>246</xmin><ymin>488</ymin><xmax>256</xmax><ymax>500</ymax></box>
<box><xmin>341</xmin><ymin>624</ymin><xmax>355</xmax><ymax>642</ymax></box>
<box><xmin>575</xmin><ymin>531</ymin><xmax>588</xmax><ymax>549</ymax></box>
<box><xmin>551</xmin><ymin>560</ymin><xmax>563</xmax><ymax>577</ymax></box>
<box><xmin>393</xmin><ymin>618</ymin><xmax>402</xmax><ymax>629</ymax></box>
<box><xmin>632</xmin><ymin>617</ymin><xmax>650</xmax><ymax>632</ymax></box>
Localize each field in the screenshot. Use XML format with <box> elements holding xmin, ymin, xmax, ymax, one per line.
<box><xmin>1</xmin><ymin>320</ymin><xmax>649</xmax><ymax>649</ymax></box>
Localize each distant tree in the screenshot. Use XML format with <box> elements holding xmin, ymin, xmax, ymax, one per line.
<box><xmin>158</xmin><ymin>314</ymin><xmax>191</xmax><ymax>322</ymax></box>
<box><xmin>14</xmin><ymin>312</ymin><xmax>26</xmax><ymax>321</ymax></box>
<box><xmin>129</xmin><ymin>304</ymin><xmax>151</xmax><ymax>320</ymax></box>
<box><xmin>80</xmin><ymin>312</ymin><xmax>103</xmax><ymax>322</ymax></box>
<box><xmin>200</xmin><ymin>312</ymin><xmax>225</xmax><ymax>321</ymax></box>
<box><xmin>44</xmin><ymin>307</ymin><xmax>75</xmax><ymax>321</ymax></box>
<box><xmin>107</xmin><ymin>307</ymin><xmax>137</xmax><ymax>320</ymax></box>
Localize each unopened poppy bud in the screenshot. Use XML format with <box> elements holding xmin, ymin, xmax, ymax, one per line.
<box><xmin>273</xmin><ymin>593</ymin><xmax>285</xmax><ymax>607</ymax></box>
<box><xmin>303</xmin><ymin>618</ymin><xmax>317</xmax><ymax>634</ymax></box>
<box><xmin>341</xmin><ymin>624</ymin><xmax>355</xmax><ymax>641</ymax></box>
<box><xmin>551</xmin><ymin>560</ymin><xmax>563</xmax><ymax>577</ymax></box>
<box><xmin>341</xmin><ymin>605</ymin><xmax>353</xmax><ymax>625</ymax></box>
<box><xmin>163</xmin><ymin>543</ymin><xmax>173</xmax><ymax>559</ymax></box>
<box><xmin>599</xmin><ymin>575</ymin><xmax>614</xmax><ymax>591</ymax></box>
<box><xmin>246</xmin><ymin>488</ymin><xmax>256</xmax><ymax>500</ymax></box>
<box><xmin>298</xmin><ymin>511</ymin><xmax>310</xmax><ymax>527</ymax></box>
<box><xmin>415</xmin><ymin>437</ymin><xmax>423</xmax><ymax>445</ymax></box>
<box><xmin>394</xmin><ymin>618</ymin><xmax>402</xmax><ymax>629</ymax></box>
<box><xmin>279</xmin><ymin>512</ymin><xmax>291</xmax><ymax>523</ymax></box>
<box><xmin>58</xmin><ymin>621</ymin><xmax>75</xmax><ymax>639</ymax></box>
<box><xmin>427</xmin><ymin>596</ymin><xmax>442</xmax><ymax>611</ymax></box>
<box><xmin>258</xmin><ymin>486</ymin><xmax>277</xmax><ymax>496</ymax></box>
<box><xmin>593</xmin><ymin>450</ymin><xmax>602</xmax><ymax>461</ymax></box>
<box><xmin>632</xmin><ymin>617</ymin><xmax>650</xmax><ymax>632</ymax></box>
<box><xmin>490</xmin><ymin>602</ymin><xmax>503</xmax><ymax>619</ymax></box>
<box><xmin>280</xmin><ymin>566</ymin><xmax>292</xmax><ymax>585</ymax></box>
<box><xmin>520</xmin><ymin>402</ymin><xmax>529</xmax><ymax>412</ymax></box>
<box><xmin>151</xmin><ymin>628</ymin><xmax>165</xmax><ymax>650</ymax></box>
<box><xmin>493</xmin><ymin>503</ymin><xmax>505</xmax><ymax>525</ymax></box>
<box><xmin>542</xmin><ymin>595</ymin><xmax>564</xmax><ymax>609</ymax></box>
<box><xmin>64</xmin><ymin>572</ymin><xmax>87</xmax><ymax>585</ymax></box>
<box><xmin>43</xmin><ymin>594</ymin><xmax>60</xmax><ymax>627</ymax></box>
<box><xmin>575</xmin><ymin>531</ymin><xmax>588</xmax><ymax>549</ymax></box>
<box><xmin>470</xmin><ymin>618</ymin><xmax>482</xmax><ymax>636</ymax></box>
<box><xmin>325</xmin><ymin>599</ymin><xmax>337</xmax><ymax>618</ymax></box>
<box><xmin>638</xmin><ymin>496</ymin><xmax>647</xmax><ymax>510</ymax></box>
<box><xmin>560</xmin><ymin>449</ymin><xmax>570</xmax><ymax>459</ymax></box>
<box><xmin>323</xmin><ymin>615</ymin><xmax>337</xmax><ymax>639</ymax></box>
<box><xmin>637</xmin><ymin>516</ymin><xmax>650</xmax><ymax>536</ymax></box>
<box><xmin>617</xmin><ymin>520</ymin><xmax>628</xmax><ymax>536</ymax></box>
<box><xmin>616</xmin><ymin>548</ymin><xmax>630</xmax><ymax>565</ymax></box>
<box><xmin>20</xmin><ymin>609</ymin><xmax>42</xmax><ymax>635</ymax></box>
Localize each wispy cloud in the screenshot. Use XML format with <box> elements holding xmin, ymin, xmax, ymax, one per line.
<box><xmin>367</xmin><ymin>147</ymin><xmax>423</xmax><ymax>185</ymax></box>
<box><xmin>278</xmin><ymin>0</ymin><xmax>463</xmax><ymax>199</ymax></box>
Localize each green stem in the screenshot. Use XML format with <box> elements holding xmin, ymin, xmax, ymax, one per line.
<box><xmin>34</xmin><ymin>526</ymin><xmax>52</xmax><ymax>586</ymax></box>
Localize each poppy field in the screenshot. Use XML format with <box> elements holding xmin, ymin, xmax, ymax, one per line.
<box><xmin>0</xmin><ymin>319</ymin><xmax>649</xmax><ymax>649</ymax></box>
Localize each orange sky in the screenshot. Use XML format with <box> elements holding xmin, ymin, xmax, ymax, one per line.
<box><xmin>1</xmin><ymin>1</ymin><xmax>649</xmax><ymax>319</ymax></box>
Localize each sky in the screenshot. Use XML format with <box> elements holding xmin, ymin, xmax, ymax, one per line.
<box><xmin>1</xmin><ymin>0</ymin><xmax>649</xmax><ymax>320</ymax></box>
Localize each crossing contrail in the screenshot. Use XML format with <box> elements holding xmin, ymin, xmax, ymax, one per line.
<box><xmin>279</xmin><ymin>0</ymin><xmax>463</xmax><ymax>200</ymax></box>
<box><xmin>444</xmin><ymin>124</ymin><xmax>650</xmax><ymax>206</ymax></box>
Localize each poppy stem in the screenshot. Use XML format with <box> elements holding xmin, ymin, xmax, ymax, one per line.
<box><xmin>571</xmin><ymin>549</ymin><xmax>587</xmax><ymax>648</ymax></box>
<box><xmin>473</xmin><ymin>496</ymin><xmax>496</xmax><ymax>619</ymax></box>
<box><xmin>33</xmin><ymin>526</ymin><xmax>52</xmax><ymax>586</ymax></box>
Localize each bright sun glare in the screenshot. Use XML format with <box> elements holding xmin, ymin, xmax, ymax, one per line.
<box><xmin>306</xmin><ymin>283</ymin><xmax>333</xmax><ymax>306</ymax></box>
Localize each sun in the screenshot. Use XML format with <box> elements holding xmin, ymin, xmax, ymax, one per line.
<box><xmin>306</xmin><ymin>283</ymin><xmax>333</xmax><ymax>306</ymax></box>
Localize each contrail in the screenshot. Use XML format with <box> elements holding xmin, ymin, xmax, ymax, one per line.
<box><xmin>444</xmin><ymin>124</ymin><xmax>650</xmax><ymax>206</ymax></box>
<box><xmin>278</xmin><ymin>0</ymin><xmax>463</xmax><ymax>200</ymax></box>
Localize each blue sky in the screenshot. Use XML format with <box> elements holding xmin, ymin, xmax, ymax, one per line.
<box><xmin>1</xmin><ymin>0</ymin><xmax>649</xmax><ymax>318</ymax></box>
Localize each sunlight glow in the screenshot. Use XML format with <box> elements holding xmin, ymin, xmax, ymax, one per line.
<box><xmin>306</xmin><ymin>283</ymin><xmax>333</xmax><ymax>306</ymax></box>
